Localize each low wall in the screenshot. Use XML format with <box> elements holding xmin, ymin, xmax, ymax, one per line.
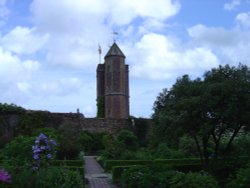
<box><xmin>0</xmin><ymin>112</ymin><xmax>133</xmax><ymax>137</ymax></box>
<box><xmin>80</xmin><ymin>118</ymin><xmax>132</xmax><ymax>134</ymax></box>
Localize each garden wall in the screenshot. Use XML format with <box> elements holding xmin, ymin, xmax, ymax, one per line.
<box><xmin>0</xmin><ymin>111</ymin><xmax>143</xmax><ymax>138</ymax></box>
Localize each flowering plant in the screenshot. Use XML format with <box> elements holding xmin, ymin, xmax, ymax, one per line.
<box><xmin>0</xmin><ymin>168</ymin><xmax>11</xmax><ymax>184</ymax></box>
<box><xmin>32</xmin><ymin>133</ymin><xmax>57</xmax><ymax>171</ymax></box>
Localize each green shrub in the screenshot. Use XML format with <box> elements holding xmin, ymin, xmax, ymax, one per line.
<box><xmin>1</xmin><ymin>135</ymin><xmax>35</xmax><ymax>169</ymax></box>
<box><xmin>100</xmin><ymin>140</ymin><xmax>126</xmax><ymax>160</ymax></box>
<box><xmin>120</xmin><ymin>165</ymin><xmax>176</xmax><ymax>188</ymax></box>
<box><xmin>117</xmin><ymin>130</ymin><xmax>138</xmax><ymax>151</ymax></box>
<box><xmin>153</xmin><ymin>143</ymin><xmax>185</xmax><ymax>159</ymax></box>
<box><xmin>133</xmin><ymin>118</ymin><xmax>150</xmax><ymax>147</ymax></box>
<box><xmin>57</xmin><ymin>123</ymin><xmax>81</xmax><ymax>160</ymax></box>
<box><xmin>121</xmin><ymin>166</ymin><xmax>155</xmax><ymax>188</ymax></box>
<box><xmin>52</xmin><ymin>160</ymin><xmax>84</xmax><ymax>167</ymax></box>
<box><xmin>11</xmin><ymin>167</ymin><xmax>83</xmax><ymax>188</ymax></box>
<box><xmin>227</xmin><ymin>164</ymin><xmax>250</xmax><ymax>188</ymax></box>
<box><xmin>134</xmin><ymin>149</ymin><xmax>153</xmax><ymax>160</ymax></box>
<box><xmin>61</xmin><ymin>166</ymin><xmax>84</xmax><ymax>176</ymax></box>
<box><xmin>154</xmin><ymin>158</ymin><xmax>201</xmax><ymax>166</ymax></box>
<box><xmin>104</xmin><ymin>160</ymin><xmax>153</xmax><ymax>172</ymax></box>
<box><xmin>112</xmin><ymin>166</ymin><xmax>135</xmax><ymax>181</ymax></box>
<box><xmin>170</xmin><ymin>172</ymin><xmax>219</xmax><ymax>188</ymax></box>
<box><xmin>208</xmin><ymin>157</ymin><xmax>250</xmax><ymax>186</ymax></box>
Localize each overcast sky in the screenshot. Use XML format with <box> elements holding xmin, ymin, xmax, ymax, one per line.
<box><xmin>0</xmin><ymin>0</ymin><xmax>250</xmax><ymax>118</ymax></box>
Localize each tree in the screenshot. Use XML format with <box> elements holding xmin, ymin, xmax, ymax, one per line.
<box><xmin>153</xmin><ymin>64</ymin><xmax>250</xmax><ymax>166</ymax></box>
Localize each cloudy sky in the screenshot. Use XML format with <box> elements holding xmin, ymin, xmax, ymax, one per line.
<box><xmin>0</xmin><ymin>0</ymin><xmax>250</xmax><ymax>117</ymax></box>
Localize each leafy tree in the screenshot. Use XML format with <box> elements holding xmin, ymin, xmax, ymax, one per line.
<box><xmin>133</xmin><ymin>118</ymin><xmax>150</xmax><ymax>147</ymax></box>
<box><xmin>56</xmin><ymin>123</ymin><xmax>81</xmax><ymax>159</ymax></box>
<box><xmin>170</xmin><ymin>172</ymin><xmax>219</xmax><ymax>188</ymax></box>
<box><xmin>117</xmin><ymin>130</ymin><xmax>138</xmax><ymax>151</ymax></box>
<box><xmin>227</xmin><ymin>163</ymin><xmax>250</xmax><ymax>188</ymax></box>
<box><xmin>0</xmin><ymin>103</ymin><xmax>25</xmax><ymax>114</ymax></box>
<box><xmin>153</xmin><ymin>64</ymin><xmax>250</xmax><ymax>166</ymax></box>
<box><xmin>1</xmin><ymin>135</ymin><xmax>35</xmax><ymax>169</ymax></box>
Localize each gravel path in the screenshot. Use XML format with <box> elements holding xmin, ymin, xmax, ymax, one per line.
<box><xmin>84</xmin><ymin>156</ymin><xmax>118</xmax><ymax>188</ymax></box>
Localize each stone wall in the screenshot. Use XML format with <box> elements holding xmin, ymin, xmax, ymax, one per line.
<box><xmin>0</xmin><ymin>112</ymin><xmax>133</xmax><ymax>138</ymax></box>
<box><xmin>50</xmin><ymin>113</ymin><xmax>132</xmax><ymax>135</ymax></box>
<box><xmin>80</xmin><ymin>118</ymin><xmax>132</xmax><ymax>135</ymax></box>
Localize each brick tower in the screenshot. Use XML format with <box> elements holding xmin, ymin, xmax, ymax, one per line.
<box><xmin>96</xmin><ymin>42</ymin><xmax>129</xmax><ymax>119</ymax></box>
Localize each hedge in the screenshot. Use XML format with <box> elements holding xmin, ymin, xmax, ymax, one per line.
<box><xmin>112</xmin><ymin>165</ymin><xmax>141</xmax><ymax>181</ymax></box>
<box><xmin>60</xmin><ymin>166</ymin><xmax>84</xmax><ymax>176</ymax></box>
<box><xmin>104</xmin><ymin>160</ymin><xmax>152</xmax><ymax>171</ymax></box>
<box><xmin>154</xmin><ymin>158</ymin><xmax>201</xmax><ymax>165</ymax></box>
<box><xmin>105</xmin><ymin>158</ymin><xmax>201</xmax><ymax>172</ymax></box>
<box><xmin>111</xmin><ymin>164</ymin><xmax>202</xmax><ymax>181</ymax></box>
<box><xmin>108</xmin><ymin>157</ymin><xmax>250</xmax><ymax>182</ymax></box>
<box><xmin>0</xmin><ymin>159</ymin><xmax>84</xmax><ymax>167</ymax></box>
<box><xmin>52</xmin><ymin>160</ymin><xmax>84</xmax><ymax>167</ymax></box>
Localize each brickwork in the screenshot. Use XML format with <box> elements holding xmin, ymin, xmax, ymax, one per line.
<box><xmin>97</xmin><ymin>42</ymin><xmax>129</xmax><ymax>119</ymax></box>
<box><xmin>0</xmin><ymin>112</ymin><xmax>133</xmax><ymax>137</ymax></box>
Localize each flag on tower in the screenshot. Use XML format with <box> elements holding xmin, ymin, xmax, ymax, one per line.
<box><xmin>98</xmin><ymin>44</ymin><xmax>102</xmax><ymax>54</ymax></box>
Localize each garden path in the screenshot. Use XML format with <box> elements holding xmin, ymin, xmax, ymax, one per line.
<box><xmin>84</xmin><ymin>156</ymin><xmax>118</xmax><ymax>188</ymax></box>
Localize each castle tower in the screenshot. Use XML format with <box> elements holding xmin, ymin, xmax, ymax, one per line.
<box><xmin>96</xmin><ymin>42</ymin><xmax>129</xmax><ymax>119</ymax></box>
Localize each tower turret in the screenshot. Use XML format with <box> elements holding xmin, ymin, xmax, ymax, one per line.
<box><xmin>96</xmin><ymin>42</ymin><xmax>129</xmax><ymax>119</ymax></box>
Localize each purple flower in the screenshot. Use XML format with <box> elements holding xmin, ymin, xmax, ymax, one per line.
<box><xmin>38</xmin><ymin>133</ymin><xmax>47</xmax><ymax>140</ymax></box>
<box><xmin>0</xmin><ymin>168</ymin><xmax>12</xmax><ymax>184</ymax></box>
<box><xmin>50</xmin><ymin>139</ymin><xmax>57</xmax><ymax>146</ymax></box>
<box><xmin>33</xmin><ymin>148</ymin><xmax>41</xmax><ymax>153</ymax></box>
<box><xmin>47</xmin><ymin>154</ymin><xmax>52</xmax><ymax>159</ymax></box>
<box><xmin>33</xmin><ymin>154</ymin><xmax>39</xmax><ymax>160</ymax></box>
<box><xmin>32</xmin><ymin>133</ymin><xmax>57</xmax><ymax>171</ymax></box>
<box><xmin>40</xmin><ymin>146</ymin><xmax>46</xmax><ymax>150</ymax></box>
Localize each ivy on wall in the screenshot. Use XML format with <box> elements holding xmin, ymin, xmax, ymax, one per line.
<box><xmin>96</xmin><ymin>97</ymin><xmax>105</xmax><ymax>118</ymax></box>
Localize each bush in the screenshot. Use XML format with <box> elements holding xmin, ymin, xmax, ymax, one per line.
<box><xmin>11</xmin><ymin>167</ymin><xmax>83</xmax><ymax>188</ymax></box>
<box><xmin>121</xmin><ymin>166</ymin><xmax>155</xmax><ymax>188</ymax></box>
<box><xmin>78</xmin><ymin>131</ymin><xmax>107</xmax><ymax>152</ymax></box>
<box><xmin>57</xmin><ymin>123</ymin><xmax>81</xmax><ymax>159</ymax></box>
<box><xmin>170</xmin><ymin>172</ymin><xmax>219</xmax><ymax>188</ymax></box>
<box><xmin>104</xmin><ymin>160</ymin><xmax>153</xmax><ymax>172</ymax></box>
<box><xmin>121</xmin><ymin>165</ymin><xmax>176</xmax><ymax>188</ymax></box>
<box><xmin>117</xmin><ymin>130</ymin><xmax>138</xmax><ymax>151</ymax></box>
<box><xmin>227</xmin><ymin>164</ymin><xmax>250</xmax><ymax>188</ymax></box>
<box><xmin>1</xmin><ymin>135</ymin><xmax>35</xmax><ymax>169</ymax></box>
<box><xmin>133</xmin><ymin>118</ymin><xmax>150</xmax><ymax>147</ymax></box>
<box><xmin>153</xmin><ymin>143</ymin><xmax>185</xmax><ymax>159</ymax></box>
<box><xmin>52</xmin><ymin>160</ymin><xmax>84</xmax><ymax>167</ymax></box>
<box><xmin>112</xmin><ymin>166</ymin><xmax>134</xmax><ymax>181</ymax></box>
<box><xmin>100</xmin><ymin>140</ymin><xmax>126</xmax><ymax>161</ymax></box>
<box><xmin>154</xmin><ymin>158</ymin><xmax>201</xmax><ymax>166</ymax></box>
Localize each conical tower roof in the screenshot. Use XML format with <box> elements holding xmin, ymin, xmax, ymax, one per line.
<box><xmin>105</xmin><ymin>42</ymin><xmax>125</xmax><ymax>58</ymax></box>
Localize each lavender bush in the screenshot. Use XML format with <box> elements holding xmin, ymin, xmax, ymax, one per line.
<box><xmin>0</xmin><ymin>168</ymin><xmax>11</xmax><ymax>184</ymax></box>
<box><xmin>32</xmin><ymin>133</ymin><xmax>57</xmax><ymax>171</ymax></box>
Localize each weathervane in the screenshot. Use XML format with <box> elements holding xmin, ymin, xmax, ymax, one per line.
<box><xmin>112</xmin><ymin>31</ymin><xmax>118</xmax><ymax>42</ymax></box>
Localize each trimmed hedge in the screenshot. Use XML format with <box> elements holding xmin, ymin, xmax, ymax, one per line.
<box><xmin>109</xmin><ymin>157</ymin><xmax>250</xmax><ymax>182</ymax></box>
<box><xmin>111</xmin><ymin>164</ymin><xmax>202</xmax><ymax>181</ymax></box>
<box><xmin>105</xmin><ymin>158</ymin><xmax>201</xmax><ymax>172</ymax></box>
<box><xmin>104</xmin><ymin>160</ymin><xmax>152</xmax><ymax>171</ymax></box>
<box><xmin>52</xmin><ymin>160</ymin><xmax>84</xmax><ymax>167</ymax></box>
<box><xmin>154</xmin><ymin>158</ymin><xmax>201</xmax><ymax>165</ymax></box>
<box><xmin>0</xmin><ymin>160</ymin><xmax>84</xmax><ymax>176</ymax></box>
<box><xmin>112</xmin><ymin>165</ymin><xmax>140</xmax><ymax>181</ymax></box>
<box><xmin>60</xmin><ymin>166</ymin><xmax>84</xmax><ymax>176</ymax></box>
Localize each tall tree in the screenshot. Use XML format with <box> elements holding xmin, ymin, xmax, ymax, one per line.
<box><xmin>153</xmin><ymin>64</ymin><xmax>250</xmax><ymax>166</ymax></box>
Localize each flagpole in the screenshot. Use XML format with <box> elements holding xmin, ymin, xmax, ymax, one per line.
<box><xmin>98</xmin><ymin>44</ymin><xmax>102</xmax><ymax>64</ymax></box>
